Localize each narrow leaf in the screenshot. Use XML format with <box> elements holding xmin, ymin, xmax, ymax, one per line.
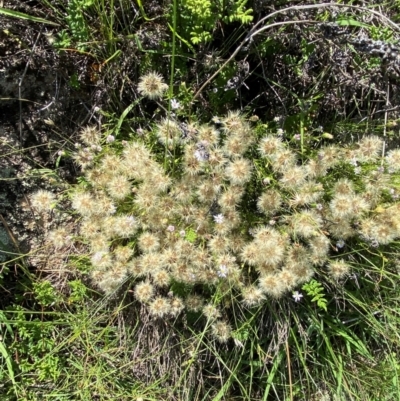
<box><xmin>0</xmin><ymin>7</ymin><xmax>59</xmax><ymax>26</ymax></box>
<box><xmin>336</xmin><ymin>18</ymin><xmax>370</xmax><ymax>28</ymax></box>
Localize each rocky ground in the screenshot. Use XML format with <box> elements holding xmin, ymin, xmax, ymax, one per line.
<box><xmin>0</xmin><ymin>1</ymin><xmax>92</xmax><ymax>266</ymax></box>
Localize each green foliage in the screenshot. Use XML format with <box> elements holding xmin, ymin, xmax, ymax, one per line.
<box><xmin>68</xmin><ymin>72</ymin><xmax>80</xmax><ymax>89</ymax></box>
<box><xmin>54</xmin><ymin>29</ymin><xmax>71</xmax><ymax>48</ymax></box>
<box><xmin>283</xmin><ymin>37</ymin><xmax>316</xmax><ymax>77</ymax></box>
<box><xmin>6</xmin><ymin>307</ymin><xmax>61</xmax><ymax>386</ymax></box>
<box><xmin>178</xmin><ymin>0</ymin><xmax>253</xmax><ymax>44</ymax></box>
<box><xmin>33</xmin><ymin>281</ymin><xmax>60</xmax><ymax>307</ymax></box>
<box><xmin>302</xmin><ymin>279</ymin><xmax>328</xmax><ymax>311</ymax></box>
<box><xmin>54</xmin><ymin>0</ymin><xmax>93</xmax><ymax>50</ymax></box>
<box><xmin>68</xmin><ymin>280</ymin><xmax>87</xmax><ymax>303</ymax></box>
<box><xmin>369</xmin><ymin>25</ymin><xmax>394</xmax><ymax>41</ymax></box>
<box><xmin>184</xmin><ymin>227</ymin><xmax>197</xmax><ymax>243</ymax></box>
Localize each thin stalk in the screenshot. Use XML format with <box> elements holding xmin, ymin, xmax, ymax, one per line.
<box><xmin>165</xmin><ymin>0</ymin><xmax>178</xmax><ymax>171</ymax></box>
<box><xmin>300</xmin><ymin>110</ymin><xmax>305</xmax><ymax>156</ymax></box>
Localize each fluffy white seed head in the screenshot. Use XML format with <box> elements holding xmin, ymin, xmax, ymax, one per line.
<box><xmin>258</xmin><ymin>274</ymin><xmax>287</xmax><ymax>298</ymax></box>
<box><xmin>137</xmin><ymin>72</ymin><xmax>168</xmax><ymax>99</ymax></box>
<box><xmin>156</xmin><ymin>118</ymin><xmax>183</xmax><ymax>147</ymax></box>
<box><xmin>386</xmin><ymin>149</ymin><xmax>400</xmax><ymax>171</ymax></box>
<box><xmin>149</xmin><ymin>297</ymin><xmax>171</xmax><ymax>317</ymax></box>
<box><xmin>71</xmin><ymin>191</ymin><xmax>97</xmax><ymax>217</ymax></box>
<box><xmin>221</xmin><ymin>110</ymin><xmax>246</xmax><ymax>134</ymax></box>
<box><xmin>134</xmin><ymin>280</ymin><xmax>154</xmax><ymax>303</ymax></box>
<box><xmin>211</xmin><ymin>320</ymin><xmax>232</xmax><ymax>343</ymax></box>
<box><xmin>257</xmin><ymin>189</ymin><xmax>282</xmax><ymax>214</ymax></box>
<box><xmin>269</xmin><ymin>149</ymin><xmax>297</xmax><ymax>172</ymax></box>
<box><xmin>79</xmin><ymin>125</ymin><xmax>101</xmax><ymax>145</ymax></box>
<box><xmin>288</xmin><ymin>210</ymin><xmax>323</xmax><ymax>239</ymax></box>
<box><xmin>30</xmin><ymin>190</ymin><xmax>56</xmax><ymax>212</ymax></box>
<box><xmin>138</xmin><ymin>232</ymin><xmax>160</xmax><ymax>253</ymax></box>
<box><xmin>202</xmin><ymin>303</ymin><xmax>221</xmax><ymax>321</ymax></box>
<box><xmin>185</xmin><ymin>295</ymin><xmax>204</xmax><ymax>312</ymax></box>
<box><xmin>151</xmin><ymin>269</ymin><xmax>170</xmax><ymax>287</ymax></box>
<box><xmin>225</xmin><ymin>158</ymin><xmax>253</xmax><ymax>185</ymax></box>
<box><xmin>106</xmin><ymin>176</ymin><xmax>132</xmax><ymax>200</ymax></box>
<box><xmin>197</xmin><ymin>124</ymin><xmax>220</xmax><ymax>146</ymax></box>
<box><xmin>47</xmin><ymin>227</ymin><xmax>73</xmax><ymax>249</ymax></box>
<box><xmin>330</xmin><ymin>194</ymin><xmax>370</xmax><ymax>219</ymax></box>
<box><xmin>170</xmin><ymin>297</ymin><xmax>185</xmax><ymax>317</ymax></box>
<box><xmin>105</xmin><ymin>215</ymin><xmax>138</xmax><ymax>238</ymax></box>
<box><xmin>333</xmin><ymin>178</ymin><xmax>354</xmax><ymax>196</ymax></box>
<box><xmin>258</xmin><ymin>135</ymin><xmax>284</xmax><ymax>157</ymax></box>
<box><xmin>113</xmin><ymin>246</ymin><xmax>134</xmax><ymax>262</ymax></box>
<box><xmin>328</xmin><ymin>259</ymin><xmax>351</xmax><ymax>280</ymax></box>
<box><xmin>353</xmin><ymin>135</ymin><xmax>383</xmax><ymax>162</ymax></box>
<box><xmin>279</xmin><ymin>166</ymin><xmax>308</xmax><ymax>189</ymax></box>
<box><xmin>241</xmin><ymin>285</ymin><xmax>265</xmax><ymax>307</ymax></box>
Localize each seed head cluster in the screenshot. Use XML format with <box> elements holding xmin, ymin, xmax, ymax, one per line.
<box><xmin>35</xmin><ymin>106</ymin><xmax>400</xmax><ymax>342</ymax></box>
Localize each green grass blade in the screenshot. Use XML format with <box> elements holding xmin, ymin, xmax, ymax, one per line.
<box><xmin>0</xmin><ymin>7</ymin><xmax>59</xmax><ymax>26</ymax></box>
<box><xmin>262</xmin><ymin>349</ymin><xmax>284</xmax><ymax>400</ymax></box>
<box><xmin>0</xmin><ymin>340</ymin><xmax>17</xmax><ymax>389</ymax></box>
<box><xmin>115</xmin><ymin>104</ymin><xmax>135</xmax><ymax>137</ymax></box>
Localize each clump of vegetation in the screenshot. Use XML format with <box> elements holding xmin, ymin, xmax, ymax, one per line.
<box><xmin>31</xmin><ymin>72</ymin><xmax>400</xmax><ymax>347</ymax></box>
<box><xmin>177</xmin><ymin>0</ymin><xmax>253</xmax><ymax>44</ymax></box>
<box><xmin>3</xmin><ymin>0</ymin><xmax>400</xmax><ymax>399</ymax></box>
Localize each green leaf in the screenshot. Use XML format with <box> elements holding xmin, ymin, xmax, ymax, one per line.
<box><xmin>317</xmin><ymin>299</ymin><xmax>327</xmax><ymax>312</ymax></box>
<box><xmin>185</xmin><ymin>228</ymin><xmax>197</xmax><ymax>243</ymax></box>
<box><xmin>335</xmin><ymin>18</ymin><xmax>370</xmax><ymax>28</ymax></box>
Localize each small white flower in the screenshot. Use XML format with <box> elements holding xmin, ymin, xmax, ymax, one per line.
<box><xmin>167</xmin><ymin>225</ymin><xmax>175</xmax><ymax>232</ymax></box>
<box><xmin>389</xmin><ymin>189</ymin><xmax>399</xmax><ymax>199</ymax></box>
<box><xmin>316</xmin><ymin>203</ymin><xmax>323</xmax><ymax>211</ymax></box>
<box><xmin>273</xmin><ymin>116</ymin><xmax>281</xmax><ymax>122</ymax></box>
<box><xmin>336</xmin><ymin>239</ymin><xmax>345</xmax><ymax>248</ymax></box>
<box><xmin>91</xmin><ymin>251</ymin><xmax>108</xmax><ymax>264</ymax></box>
<box><xmin>91</xmin><ymin>145</ymin><xmax>102</xmax><ymax>152</ymax></box>
<box><xmin>292</xmin><ymin>291</ymin><xmax>303</xmax><ymax>302</ymax></box>
<box><xmin>213</xmin><ymin>214</ymin><xmax>224</xmax><ymax>224</ymax></box>
<box><xmin>170</xmin><ymin>99</ymin><xmax>180</xmax><ymax>110</ymax></box>
<box><xmin>124</xmin><ymin>216</ymin><xmax>136</xmax><ymax>226</ymax></box>
<box><xmin>277</xmin><ymin>128</ymin><xmax>284</xmax><ymax>136</ymax></box>
<box><xmin>248</xmin><ymin>228</ymin><xmax>256</xmax><ymax>236</ymax></box>
<box><xmin>106</xmin><ymin>135</ymin><xmax>115</xmax><ymax>143</ymax></box>
<box><xmin>179</xmin><ymin>230</ymin><xmax>186</xmax><ymax>237</ymax></box>
<box><xmin>217</xmin><ymin>265</ymin><xmax>228</xmax><ymax>278</ymax></box>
